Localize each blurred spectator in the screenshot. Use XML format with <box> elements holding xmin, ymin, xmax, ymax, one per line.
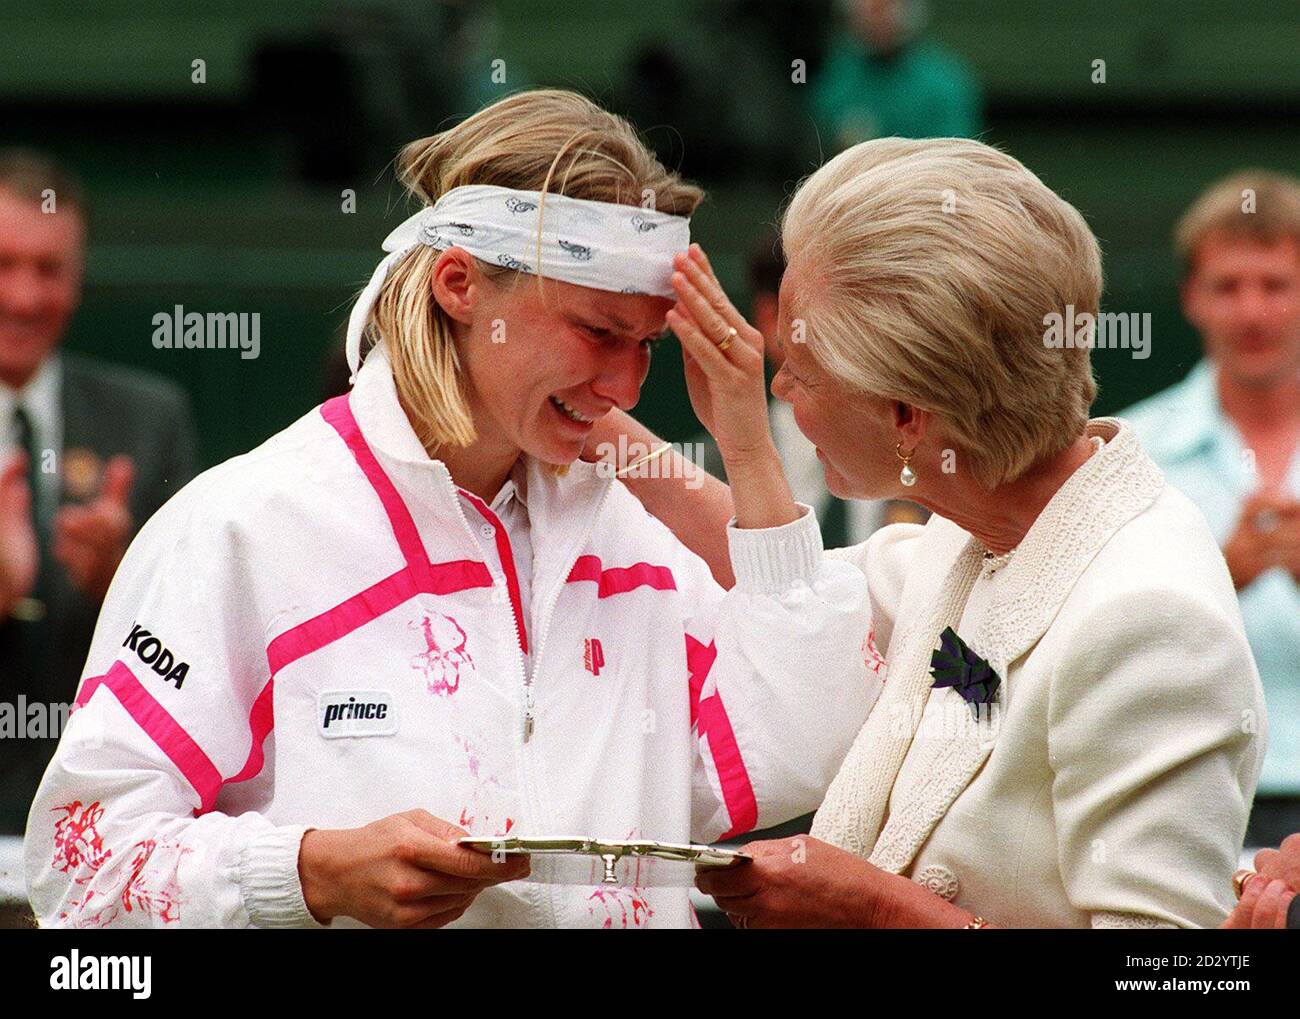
<box><xmin>0</xmin><ymin>150</ymin><xmax>197</xmax><ymax>834</ymax></box>
<box><xmin>252</xmin><ymin>1</ymin><xmax>522</xmax><ymax>186</ymax></box>
<box><xmin>809</xmin><ymin>0</ymin><xmax>981</xmax><ymax>150</ymax></box>
<box><xmin>694</xmin><ymin>232</ymin><xmax>922</xmax><ymax>550</ymax></box>
<box><xmin>1122</xmin><ymin>170</ymin><xmax>1300</xmax><ymax>849</ymax></box>
<box><xmin>617</xmin><ymin>1</ymin><xmax>830</xmax><ymax>182</ymax></box>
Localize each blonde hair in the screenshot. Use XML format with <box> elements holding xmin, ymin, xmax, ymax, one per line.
<box><xmin>366</xmin><ymin>89</ymin><xmax>703</xmax><ymax>450</ymax></box>
<box><xmin>1175</xmin><ymin>169</ymin><xmax>1300</xmax><ymax>276</ymax></box>
<box><xmin>781</xmin><ymin>137</ymin><xmax>1101</xmax><ymax>489</ymax></box>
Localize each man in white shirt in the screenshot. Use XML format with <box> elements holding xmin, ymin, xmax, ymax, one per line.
<box><xmin>1122</xmin><ymin>170</ymin><xmax>1300</xmax><ymax>850</ymax></box>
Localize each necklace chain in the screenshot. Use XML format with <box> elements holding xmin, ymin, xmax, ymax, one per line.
<box><xmin>981</xmin><ymin>434</ymin><xmax>1104</xmax><ymax>572</ymax></box>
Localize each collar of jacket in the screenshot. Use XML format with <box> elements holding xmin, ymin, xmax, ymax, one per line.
<box><xmin>812</xmin><ymin>417</ymin><xmax>1166</xmax><ymax>871</ymax></box>
<box><xmin>347</xmin><ymin>342</ymin><xmax>615</xmax><ymax>577</ymax></box>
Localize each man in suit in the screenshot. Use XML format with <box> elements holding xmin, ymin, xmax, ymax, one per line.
<box><xmin>0</xmin><ymin>149</ymin><xmax>197</xmax><ymax>834</ymax></box>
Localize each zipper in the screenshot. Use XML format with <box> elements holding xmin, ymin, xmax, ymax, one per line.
<box><xmin>520</xmin><ymin>474</ymin><xmax>614</xmax><ymax>930</ymax></box>
<box><xmin>449</xmin><ymin>463</ymin><xmax>614</xmax><ymax>926</ymax></box>
<box><xmin>439</xmin><ymin>472</ymin><xmax>535</xmax><ymax>734</ymax></box>
<box><xmin>444</xmin><ymin>472</ymin><xmax>547</xmax><ymax>923</ymax></box>
<box><xmin>473</xmin><ymin>496</ymin><xmax>532</xmax><ymax>740</ymax></box>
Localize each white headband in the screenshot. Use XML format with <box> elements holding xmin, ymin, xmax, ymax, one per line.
<box><xmin>345</xmin><ymin>184</ymin><xmax>692</xmax><ymax>378</ymax></box>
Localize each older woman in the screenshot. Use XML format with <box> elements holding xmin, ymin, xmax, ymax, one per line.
<box><xmin>593</xmin><ymin>137</ymin><xmax>1267</xmax><ymax>928</ymax></box>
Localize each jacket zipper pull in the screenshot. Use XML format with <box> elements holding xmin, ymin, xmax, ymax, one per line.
<box><xmin>523</xmin><ymin>666</ymin><xmax>536</xmax><ymax>741</ymax></box>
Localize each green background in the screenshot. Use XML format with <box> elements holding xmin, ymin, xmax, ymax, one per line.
<box><xmin>2</xmin><ymin>0</ymin><xmax>1296</xmax><ymax>468</ymax></box>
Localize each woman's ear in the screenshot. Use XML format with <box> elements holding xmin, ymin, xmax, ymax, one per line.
<box><xmin>429</xmin><ymin>247</ymin><xmax>480</xmax><ymax>325</ymax></box>
<box><xmin>892</xmin><ymin>401</ymin><xmax>931</xmax><ymax>451</ymax></box>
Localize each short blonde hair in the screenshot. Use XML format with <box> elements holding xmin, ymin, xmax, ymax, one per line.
<box><xmin>1175</xmin><ymin>169</ymin><xmax>1300</xmax><ymax>276</ymax></box>
<box><xmin>781</xmin><ymin>137</ymin><xmax>1101</xmax><ymax>488</ymax></box>
<box><xmin>368</xmin><ymin>90</ymin><xmax>704</xmax><ymax>450</ymax></box>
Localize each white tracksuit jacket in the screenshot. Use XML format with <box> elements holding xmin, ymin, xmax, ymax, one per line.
<box><xmin>25</xmin><ymin>346</ymin><xmax>878</xmax><ymax>928</ymax></box>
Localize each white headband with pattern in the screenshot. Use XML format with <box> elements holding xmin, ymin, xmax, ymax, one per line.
<box><xmin>345</xmin><ymin>184</ymin><xmax>692</xmax><ymax>378</ymax></box>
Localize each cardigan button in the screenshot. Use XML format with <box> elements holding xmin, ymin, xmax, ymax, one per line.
<box><xmin>914</xmin><ymin>864</ymin><xmax>959</xmax><ymax>902</ymax></box>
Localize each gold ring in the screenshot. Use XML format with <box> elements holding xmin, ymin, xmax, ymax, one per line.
<box><xmin>716</xmin><ymin>326</ymin><xmax>737</xmax><ymax>351</ymax></box>
<box><xmin>1232</xmin><ymin>868</ymin><xmax>1259</xmax><ymax>900</ymax></box>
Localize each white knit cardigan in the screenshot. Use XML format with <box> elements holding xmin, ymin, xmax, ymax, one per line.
<box><xmin>811</xmin><ymin>418</ymin><xmax>1266</xmax><ymax>928</ymax></box>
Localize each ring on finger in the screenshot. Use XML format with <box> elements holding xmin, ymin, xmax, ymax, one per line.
<box><xmin>716</xmin><ymin>326</ymin><xmax>738</xmax><ymax>351</ymax></box>
<box><xmin>1233</xmin><ymin>868</ymin><xmax>1260</xmax><ymax>900</ymax></box>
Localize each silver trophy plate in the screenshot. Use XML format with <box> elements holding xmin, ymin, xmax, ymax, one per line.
<box><xmin>459</xmin><ymin>835</ymin><xmax>748</xmax><ymax>885</ymax></box>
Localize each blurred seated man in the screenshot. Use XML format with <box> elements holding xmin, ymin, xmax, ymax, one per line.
<box><xmin>809</xmin><ymin>0</ymin><xmax>981</xmax><ymax>151</ymax></box>
<box><xmin>1122</xmin><ymin>170</ymin><xmax>1300</xmax><ymax>850</ymax></box>
<box><xmin>0</xmin><ymin>150</ymin><xmax>197</xmax><ymax>834</ymax></box>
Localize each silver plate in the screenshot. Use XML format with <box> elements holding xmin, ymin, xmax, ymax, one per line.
<box><xmin>458</xmin><ymin>835</ymin><xmax>747</xmax><ymax>883</ymax></box>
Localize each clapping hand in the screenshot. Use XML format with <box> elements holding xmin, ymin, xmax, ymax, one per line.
<box><xmin>1223</xmin><ymin>490</ymin><xmax>1300</xmax><ymax>588</ymax></box>
<box><xmin>0</xmin><ymin>451</ymin><xmax>38</xmax><ymax>616</ymax></box>
<box><xmin>52</xmin><ymin>454</ymin><xmax>134</xmax><ymax>602</ymax></box>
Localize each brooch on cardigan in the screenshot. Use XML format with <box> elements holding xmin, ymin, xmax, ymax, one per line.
<box><xmin>930</xmin><ymin>627</ymin><xmax>1001</xmax><ymax>720</ymax></box>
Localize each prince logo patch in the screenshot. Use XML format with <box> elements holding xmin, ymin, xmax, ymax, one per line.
<box><xmin>318</xmin><ymin>691</ymin><xmax>398</xmax><ymax>738</ymax></box>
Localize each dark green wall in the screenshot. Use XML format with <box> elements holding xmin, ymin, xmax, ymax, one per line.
<box><xmin>3</xmin><ymin>1</ymin><xmax>1295</xmax><ymax>467</ymax></box>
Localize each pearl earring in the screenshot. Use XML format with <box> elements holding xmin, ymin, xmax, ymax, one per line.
<box><xmin>896</xmin><ymin>441</ymin><xmax>917</xmax><ymax>487</ymax></box>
